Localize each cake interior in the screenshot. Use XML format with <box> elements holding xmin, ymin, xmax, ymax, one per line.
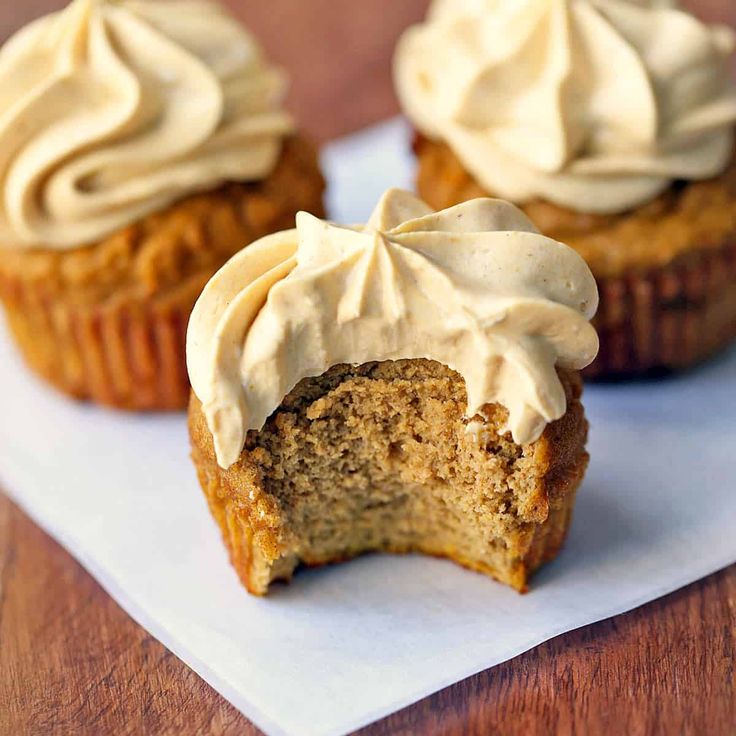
<box><xmin>199</xmin><ymin>360</ymin><xmax>586</xmax><ymax>594</ymax></box>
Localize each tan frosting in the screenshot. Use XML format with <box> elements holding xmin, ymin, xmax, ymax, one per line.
<box><xmin>0</xmin><ymin>0</ymin><xmax>293</xmax><ymax>249</ymax></box>
<box><xmin>188</xmin><ymin>189</ymin><xmax>599</xmax><ymax>469</ymax></box>
<box><xmin>395</xmin><ymin>0</ymin><xmax>736</xmax><ymax>214</ymax></box>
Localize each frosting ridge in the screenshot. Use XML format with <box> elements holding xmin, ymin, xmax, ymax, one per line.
<box><xmin>395</xmin><ymin>0</ymin><xmax>736</xmax><ymax>214</ymax></box>
<box><xmin>187</xmin><ymin>189</ymin><xmax>599</xmax><ymax>469</ymax></box>
<box><xmin>0</xmin><ymin>0</ymin><xmax>293</xmax><ymax>249</ymax></box>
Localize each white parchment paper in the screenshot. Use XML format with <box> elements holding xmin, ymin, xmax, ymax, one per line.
<box><xmin>1</xmin><ymin>119</ymin><xmax>735</xmax><ymax>736</ymax></box>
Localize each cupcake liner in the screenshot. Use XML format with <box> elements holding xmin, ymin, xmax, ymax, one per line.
<box><xmin>0</xmin><ymin>271</ymin><xmax>204</xmax><ymax>410</ymax></box>
<box><xmin>588</xmin><ymin>239</ymin><xmax>736</xmax><ymax>378</ymax></box>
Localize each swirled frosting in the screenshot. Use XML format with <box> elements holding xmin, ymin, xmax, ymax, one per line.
<box><xmin>395</xmin><ymin>0</ymin><xmax>736</xmax><ymax>214</ymax></box>
<box><xmin>188</xmin><ymin>189</ymin><xmax>599</xmax><ymax>469</ymax></box>
<box><xmin>0</xmin><ymin>0</ymin><xmax>293</xmax><ymax>249</ymax></box>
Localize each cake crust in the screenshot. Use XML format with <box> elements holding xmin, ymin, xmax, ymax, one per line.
<box><xmin>189</xmin><ymin>360</ymin><xmax>589</xmax><ymax>595</ymax></box>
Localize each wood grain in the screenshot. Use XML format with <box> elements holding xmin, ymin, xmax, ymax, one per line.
<box><xmin>1</xmin><ymin>1</ymin><xmax>736</xmax><ymax>735</ymax></box>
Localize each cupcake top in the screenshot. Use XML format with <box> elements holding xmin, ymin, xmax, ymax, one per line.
<box><xmin>395</xmin><ymin>0</ymin><xmax>736</xmax><ymax>214</ymax></box>
<box><xmin>188</xmin><ymin>188</ymin><xmax>599</xmax><ymax>469</ymax></box>
<box><xmin>0</xmin><ymin>0</ymin><xmax>293</xmax><ymax>250</ymax></box>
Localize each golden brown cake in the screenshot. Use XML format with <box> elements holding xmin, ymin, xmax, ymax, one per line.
<box><xmin>0</xmin><ymin>0</ymin><xmax>325</xmax><ymax>409</ymax></box>
<box><xmin>395</xmin><ymin>0</ymin><xmax>736</xmax><ymax>378</ymax></box>
<box><xmin>189</xmin><ymin>361</ymin><xmax>588</xmax><ymax>594</ymax></box>
<box><xmin>186</xmin><ymin>189</ymin><xmax>599</xmax><ymax>594</ymax></box>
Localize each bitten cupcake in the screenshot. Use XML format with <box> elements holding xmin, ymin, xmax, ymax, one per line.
<box><xmin>395</xmin><ymin>0</ymin><xmax>736</xmax><ymax>378</ymax></box>
<box><xmin>187</xmin><ymin>189</ymin><xmax>599</xmax><ymax>595</ymax></box>
<box><xmin>0</xmin><ymin>0</ymin><xmax>325</xmax><ymax>409</ymax></box>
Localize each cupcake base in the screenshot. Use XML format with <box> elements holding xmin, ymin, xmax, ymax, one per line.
<box><xmin>1</xmin><ymin>278</ymin><xmax>200</xmax><ymax>410</ymax></box>
<box><xmin>414</xmin><ymin>133</ymin><xmax>736</xmax><ymax>378</ymax></box>
<box><xmin>0</xmin><ymin>136</ymin><xmax>325</xmax><ymax>410</ymax></box>
<box><xmin>189</xmin><ymin>360</ymin><xmax>589</xmax><ymax>595</ymax></box>
<box><xmin>590</xmin><ymin>241</ymin><xmax>736</xmax><ymax>378</ymax></box>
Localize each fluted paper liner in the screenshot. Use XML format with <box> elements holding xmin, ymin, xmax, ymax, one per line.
<box><xmin>0</xmin><ymin>273</ymin><xmax>202</xmax><ymax>410</ymax></box>
<box><xmin>588</xmin><ymin>239</ymin><xmax>736</xmax><ymax>378</ymax></box>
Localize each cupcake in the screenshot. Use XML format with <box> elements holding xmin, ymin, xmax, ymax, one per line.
<box><xmin>0</xmin><ymin>0</ymin><xmax>325</xmax><ymax>409</ymax></box>
<box><xmin>187</xmin><ymin>189</ymin><xmax>599</xmax><ymax>595</ymax></box>
<box><xmin>395</xmin><ymin>0</ymin><xmax>736</xmax><ymax>378</ymax></box>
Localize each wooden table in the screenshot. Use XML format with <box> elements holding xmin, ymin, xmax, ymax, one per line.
<box><xmin>2</xmin><ymin>2</ymin><xmax>735</xmax><ymax>734</ymax></box>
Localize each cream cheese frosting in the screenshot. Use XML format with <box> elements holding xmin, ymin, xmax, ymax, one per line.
<box><xmin>187</xmin><ymin>189</ymin><xmax>599</xmax><ymax>469</ymax></box>
<box><xmin>0</xmin><ymin>0</ymin><xmax>293</xmax><ymax>249</ymax></box>
<box><xmin>395</xmin><ymin>0</ymin><xmax>736</xmax><ymax>214</ymax></box>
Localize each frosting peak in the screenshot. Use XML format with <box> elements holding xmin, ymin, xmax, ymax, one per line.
<box><xmin>0</xmin><ymin>0</ymin><xmax>293</xmax><ymax>249</ymax></box>
<box><xmin>187</xmin><ymin>189</ymin><xmax>599</xmax><ymax>469</ymax></box>
<box><xmin>395</xmin><ymin>0</ymin><xmax>736</xmax><ymax>214</ymax></box>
